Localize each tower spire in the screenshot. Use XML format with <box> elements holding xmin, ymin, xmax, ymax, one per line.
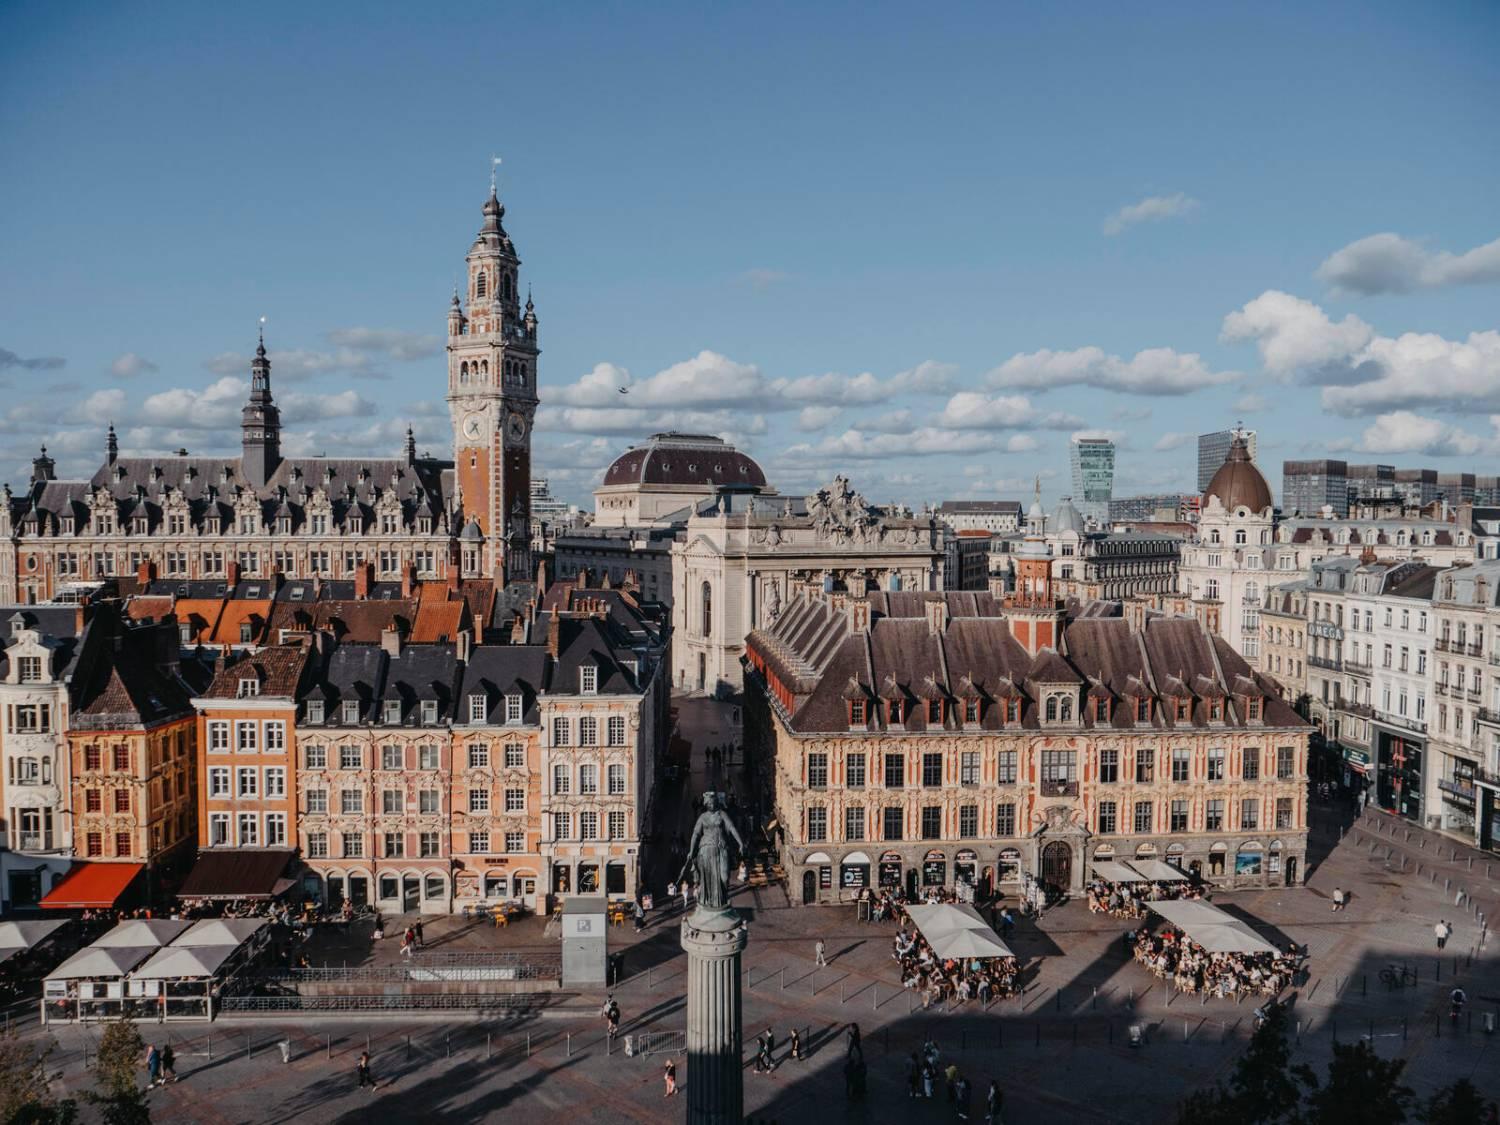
<box><xmin>106</xmin><ymin>423</ymin><xmax>118</xmax><ymax>465</ymax></box>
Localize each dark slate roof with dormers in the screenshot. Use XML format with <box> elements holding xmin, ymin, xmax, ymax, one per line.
<box><xmin>747</xmin><ymin>591</ymin><xmax>1305</xmax><ymax>736</ymax></box>
<box><xmin>68</xmin><ymin>606</ymin><xmax>209</xmax><ymax>731</ymax></box>
<box><xmin>455</xmin><ymin>646</ymin><xmax>549</xmax><ymax>726</ymax></box>
<box><xmin>0</xmin><ymin>606</ymin><xmax>86</xmax><ymax>681</ymax></box>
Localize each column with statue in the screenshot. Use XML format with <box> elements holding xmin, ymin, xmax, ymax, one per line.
<box><xmin>678</xmin><ymin>792</ymin><xmax>748</xmax><ymax>1125</ymax></box>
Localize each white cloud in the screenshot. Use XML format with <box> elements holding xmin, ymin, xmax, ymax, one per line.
<box><xmin>1220</xmin><ymin>291</ymin><xmax>1376</xmax><ymax>382</ymax></box>
<box><xmin>1233</xmin><ymin>392</ymin><xmax>1268</xmax><ymax>413</ymax></box>
<box><xmin>987</xmin><ymin>346</ymin><xmax>1234</xmax><ymax>395</ymax></box>
<box><xmin>1316</xmin><ymin>232</ymin><xmax>1500</xmax><ymax>296</ymax></box>
<box><xmin>1153</xmin><ymin>432</ymin><xmax>1194</xmax><ymax>452</ymax></box>
<box><xmin>858</xmin><ymin>410</ymin><xmax>916</xmax><ymax>434</ymax></box>
<box><xmin>781</xmin><ymin>427</ymin><xmax>1023</xmax><ymax>462</ymax></box>
<box><xmin>81</xmin><ymin>388</ymin><xmax>127</xmax><ymax>424</ymax></box>
<box><xmin>796</xmin><ymin>406</ymin><xmax>842</xmax><ymax>432</ymax></box>
<box><xmin>1222</xmin><ymin>290</ymin><xmax>1500</xmax><ymax>415</ymax></box>
<box><xmin>537</xmin><ymin>403</ymin><xmax>767</xmax><ymax>438</ymax></box>
<box><xmin>1351</xmin><ymin>411</ymin><xmax>1491</xmax><ymax>457</ymax></box>
<box><xmin>203</xmin><ymin>347</ymin><xmax>387</xmax><ymax>381</ymax></box>
<box><xmin>1102</xmin><ymin>192</ymin><xmax>1199</xmax><ymax>236</ymax></box>
<box><xmin>280</xmin><ymin>390</ymin><xmax>378</xmax><ymax>421</ymax></box>
<box><xmin>933</xmin><ymin>392</ymin><xmax>1084</xmax><ymax>432</ymax></box>
<box><xmin>1071</xmin><ymin>428</ymin><xmax>1126</xmax><ymax>445</ymax></box>
<box><xmin>140</xmin><ymin>377</ymin><xmax>248</xmax><ymax>430</ymax></box>
<box><xmin>326</xmin><ymin>327</ymin><xmax>442</xmax><ymax>361</ymax></box>
<box><xmin>110</xmin><ymin>353</ymin><xmax>158</xmax><ymax>378</ymax></box>
<box><xmin>548</xmin><ymin>362</ymin><xmax>634</xmax><ymax>407</ymax></box>
<box><xmin>1005</xmin><ymin>434</ymin><xmax>1039</xmax><ymax>453</ymax></box>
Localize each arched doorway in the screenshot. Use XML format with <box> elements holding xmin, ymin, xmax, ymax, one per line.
<box><xmin>402</xmin><ymin>874</ymin><xmax>420</xmax><ymax>913</ymax></box>
<box><xmin>801</xmin><ymin>870</ymin><xmax>816</xmax><ymax>905</ymax></box>
<box><xmin>979</xmin><ymin>866</ymin><xmax>994</xmax><ymax>900</ymax></box>
<box><xmin>1285</xmin><ymin>856</ymin><xmax>1298</xmax><ymax>886</ymax></box>
<box><xmin>1041</xmin><ymin>841</ymin><xmax>1072</xmax><ymax>891</ymax></box>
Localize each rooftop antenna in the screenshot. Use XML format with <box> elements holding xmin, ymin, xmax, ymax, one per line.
<box><xmin>258</xmin><ymin>315</ymin><xmax>267</xmax><ymax>346</ymax></box>
<box><xmin>490</xmin><ymin>154</ymin><xmax>502</xmax><ymax>195</ymax></box>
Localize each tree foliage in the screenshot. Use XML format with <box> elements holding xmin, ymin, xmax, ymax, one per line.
<box><xmin>87</xmin><ymin>1020</ymin><xmax>149</xmax><ymax>1125</ymax></box>
<box><xmin>0</xmin><ymin>1029</ymin><xmax>77</xmax><ymax>1125</ymax></box>
<box><xmin>1299</xmin><ymin>1039</ymin><xmax>1414</xmax><ymax>1125</ymax></box>
<box><xmin>1418</xmin><ymin>1079</ymin><xmax>1492</xmax><ymax>1125</ymax></box>
<box><xmin>1176</xmin><ymin>1004</ymin><xmax>1302</xmax><ymax>1125</ymax></box>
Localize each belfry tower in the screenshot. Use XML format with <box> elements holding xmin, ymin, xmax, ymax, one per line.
<box><xmin>446</xmin><ymin>180</ymin><xmax>540</xmax><ymax>582</ymax></box>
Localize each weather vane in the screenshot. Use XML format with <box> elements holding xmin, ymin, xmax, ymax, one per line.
<box><xmin>258</xmin><ymin>314</ymin><xmax>267</xmax><ymax>345</ymax></box>
<box><xmin>490</xmin><ymin>154</ymin><xmax>502</xmax><ymax>195</ymax></box>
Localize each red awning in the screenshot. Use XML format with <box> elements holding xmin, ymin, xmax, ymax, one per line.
<box><xmin>39</xmin><ymin>862</ymin><xmax>144</xmax><ymax>909</ymax></box>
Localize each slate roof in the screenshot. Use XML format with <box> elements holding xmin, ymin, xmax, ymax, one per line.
<box><xmin>68</xmin><ymin>610</ymin><xmax>202</xmax><ymax>730</ymax></box>
<box><xmin>0</xmin><ymin>606</ymin><xmax>86</xmax><ymax>680</ymax></box>
<box><xmin>748</xmin><ymin>592</ymin><xmax>1304</xmax><ymax>735</ymax></box>
<box><xmin>601</xmin><ymin>432</ymin><xmax>766</xmax><ymax>489</ymax></box>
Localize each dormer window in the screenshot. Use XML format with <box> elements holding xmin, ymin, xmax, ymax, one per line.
<box><xmin>926</xmin><ymin>699</ymin><xmax>943</xmax><ymax>724</ymax></box>
<box><xmin>421</xmin><ymin>699</ymin><xmax>438</xmax><ymax>725</ymax></box>
<box><xmin>1136</xmin><ymin>697</ymin><xmax>1150</xmax><ymax>723</ymax></box>
<box><xmin>580</xmin><ymin>665</ymin><xmax>598</xmax><ymax>695</ymax></box>
<box><xmin>1209</xmin><ymin>700</ymin><xmax>1223</xmax><ymax>722</ymax></box>
<box><xmin>1247</xmin><ymin>698</ymin><xmax>1262</xmax><ymax>722</ymax></box>
<box><xmin>469</xmin><ymin>694</ymin><xmax>488</xmax><ymax>723</ymax></box>
<box><xmin>1176</xmin><ymin>699</ymin><xmax>1191</xmax><ymax>722</ymax></box>
<box><xmin>342</xmin><ymin>700</ymin><xmax>360</xmax><ymax>725</ymax></box>
<box><xmin>504</xmin><ymin>693</ymin><xmax>523</xmax><ymax>723</ymax></box>
<box><xmin>1005</xmin><ymin>699</ymin><xmax>1020</xmax><ymax>723</ymax></box>
<box><xmin>1094</xmin><ymin>697</ymin><xmax>1109</xmax><ymax>722</ymax></box>
<box><xmin>1045</xmin><ymin>697</ymin><xmax>1057</xmax><ymax>722</ymax></box>
<box><xmin>384</xmin><ymin>700</ymin><xmax>402</xmax><ymax>724</ymax></box>
<box><xmin>964</xmin><ymin>698</ymin><xmax>979</xmax><ymax>723</ymax></box>
<box><xmin>239</xmin><ymin>622</ymin><xmax>254</xmax><ymax>644</ymax></box>
<box><xmin>307</xmin><ymin>700</ymin><xmax>325</xmax><ymax>724</ymax></box>
<box><xmin>236</xmin><ymin>677</ymin><xmax>260</xmax><ymax>698</ymax></box>
<box><xmin>18</xmin><ymin>656</ymin><xmax>43</xmax><ymax>683</ymax></box>
<box><xmin>888</xmin><ymin>699</ymin><xmax>904</xmax><ymax>724</ymax></box>
<box><xmin>848</xmin><ymin>698</ymin><xmax>866</xmax><ymax>726</ymax></box>
<box><xmin>277</xmin><ymin>517</ymin><xmax>291</xmax><ymax>535</ymax></box>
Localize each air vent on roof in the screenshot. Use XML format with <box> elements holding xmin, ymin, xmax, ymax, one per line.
<box><xmin>215</xmin><ymin>584</ymin><xmax>226</xmax><ymax>596</ymax></box>
<box><xmin>291</xmin><ymin>588</ymin><xmax>304</xmax><ymax>601</ymax></box>
<box><xmin>177</xmin><ymin>585</ymin><xmax>188</xmax><ymax>597</ymax></box>
<box><xmin>246</xmin><ymin>585</ymin><xmax>261</xmax><ymax>597</ymax></box>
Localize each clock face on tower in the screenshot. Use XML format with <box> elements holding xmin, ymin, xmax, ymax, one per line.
<box><xmin>504</xmin><ymin>411</ymin><xmax>528</xmax><ymax>447</ymax></box>
<box><xmin>461</xmin><ymin>412</ymin><xmax>486</xmax><ymax>443</ymax></box>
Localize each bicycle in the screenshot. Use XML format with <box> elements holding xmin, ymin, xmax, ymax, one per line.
<box><xmin>1378</xmin><ymin>964</ymin><xmax>1417</xmax><ymax>989</ymax></box>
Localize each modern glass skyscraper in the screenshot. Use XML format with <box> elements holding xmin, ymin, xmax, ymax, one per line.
<box><xmin>1070</xmin><ymin>437</ymin><xmax>1115</xmax><ymax>524</ymax></box>
<box><xmin>1198</xmin><ymin>429</ymin><xmax>1257</xmax><ymax>491</ymax></box>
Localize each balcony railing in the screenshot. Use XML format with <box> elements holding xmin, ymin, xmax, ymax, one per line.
<box><xmin>1340</xmin><ymin>701</ymin><xmax>1374</xmax><ymax>718</ymax></box>
<box><xmin>1476</xmin><ymin>707</ymin><xmax>1500</xmax><ymax>727</ymax></box>
<box><xmin>1040</xmin><ymin>779</ymin><xmax>1079</xmax><ymax>798</ymax></box>
<box><xmin>1469</xmin><ymin>643</ymin><xmax>1485</xmax><ymax>657</ymax></box>
<box><xmin>1309</xmin><ymin>655</ymin><xmax>1343</xmax><ymax>671</ymax></box>
<box><xmin>1435</xmin><ymin>638</ymin><xmax>1455</xmax><ymax>653</ymax></box>
<box><xmin>1345</xmin><ymin>659</ymin><xmax>1373</xmax><ymax>675</ymax></box>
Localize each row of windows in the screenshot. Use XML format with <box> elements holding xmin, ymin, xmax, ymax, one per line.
<box><xmin>305</xmin><ymin>829</ymin><xmax>528</xmax><ymax>860</ymax></box>
<box><xmin>206</xmin><ymin>721</ymin><xmax>288</xmax><ymax>754</ymax></box>
<box><xmin>206</xmin><ymin>812</ymin><xmax>289</xmax><ymax>848</ymax></box>
<box><xmin>5</xmin><ymin>702</ymin><xmax>54</xmax><ymax>733</ymax></box>
<box><xmin>64</xmin><ymin>548</ymin><xmax>444</xmax><ymax>582</ymax></box>
<box><xmin>804</xmin><ymin>746</ymin><xmax>1296</xmax><ymax>788</ymax></box>
<box><xmin>551</xmin><ymin>762</ymin><xmax>629</xmax><ymax>796</ymax></box>
<box><xmin>551</xmin><ymin>810</ymin><xmax>629</xmax><ymax>842</ymax></box>
<box><xmin>205</xmin><ymin>766</ymin><xmax>287</xmax><ymax>800</ymax></box>
<box><xmin>550</xmin><ymin>715</ymin><xmax>628</xmax><ymax>746</ymax></box>
<box><xmin>803</xmin><ymin>795</ymin><xmax>1299</xmax><ymax>843</ymax></box>
<box><xmin>303</xmin><ymin>743</ymin><xmax>527</xmax><ymax>771</ymax></box>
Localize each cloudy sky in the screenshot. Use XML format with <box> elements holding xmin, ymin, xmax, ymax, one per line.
<box><xmin>3</xmin><ymin>2</ymin><xmax>1497</xmax><ymax>509</ymax></box>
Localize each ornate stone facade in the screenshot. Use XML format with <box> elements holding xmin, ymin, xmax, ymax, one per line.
<box><xmin>1</xmin><ymin>189</ymin><xmax>539</xmax><ymax>603</ymax></box>
<box><xmin>672</xmin><ymin>476</ymin><xmax>943</xmax><ymax>695</ymax></box>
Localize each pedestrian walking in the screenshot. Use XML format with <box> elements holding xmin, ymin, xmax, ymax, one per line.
<box><xmin>815</xmin><ymin>939</ymin><xmax>828</xmax><ymax>967</ymax></box>
<box><xmin>603</xmin><ymin>995</ymin><xmax>621</xmax><ymax>1040</ymax></box>
<box><xmin>667</xmin><ymin>881</ymin><xmax>677</xmax><ymax>906</ymax></box>
<box><xmin>738</xmin><ymin>862</ymin><xmax>748</xmax><ymax>884</ymax></box>
<box><xmin>1435</xmin><ymin>919</ymin><xmax>1451</xmax><ymax>950</ymax></box>
<box><xmin>945</xmin><ymin>1062</ymin><xmax>959</xmax><ymax>1104</ymax></box>
<box><xmin>399</xmin><ymin>932</ymin><xmax>414</xmax><ymax>958</ymax></box>
<box><xmin>907</xmin><ymin>1053</ymin><xmax>923</xmax><ymax>1098</ymax></box>
<box><xmin>160</xmin><ymin>1043</ymin><xmax>176</xmax><ymax>1084</ymax></box>
<box><xmin>355</xmin><ymin>1050</ymin><xmax>376</xmax><ymax>1091</ymax></box>
<box><xmin>633</xmin><ymin>901</ymin><xmax>646</xmax><ymax>933</ymax></box>
<box><xmin>789</xmin><ymin>1028</ymin><xmax>803</xmax><ymax>1061</ymax></box>
<box><xmin>986</xmin><ymin>1080</ymin><xmax>1003</xmax><ymax>1124</ymax></box>
<box><xmin>1331</xmin><ymin>887</ymin><xmax>1345</xmax><ymax>912</ymax></box>
<box><xmin>846</xmin><ymin>1022</ymin><xmax>862</xmax><ymax>1059</ymax></box>
<box><xmin>663</xmin><ymin>1058</ymin><xmax>678</xmax><ymax>1097</ymax></box>
<box><xmin>279</xmin><ymin>1039</ymin><xmax>291</xmax><ymax>1064</ymax></box>
<box><xmin>956</xmin><ymin>1074</ymin><xmax>972</xmax><ymax>1121</ymax></box>
<box><xmin>999</xmin><ymin>908</ymin><xmax>1015</xmax><ymax>939</ymax></box>
<box><xmin>414</xmin><ymin>920</ymin><xmax>424</xmax><ymax>947</ymax></box>
<box><xmin>764</xmin><ymin>1027</ymin><xmax>777</xmax><ymax>1071</ymax></box>
<box><xmin>145</xmin><ymin>1044</ymin><xmax>162</xmax><ymax>1088</ymax></box>
<box><xmin>753</xmin><ymin>1032</ymin><xmax>770</xmax><ymax>1073</ymax></box>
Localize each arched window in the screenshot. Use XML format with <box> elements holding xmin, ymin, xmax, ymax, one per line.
<box><xmin>701</xmin><ymin>581</ymin><xmax>712</xmax><ymax>637</ymax></box>
<box><xmin>480</xmin><ymin>360</ymin><xmax>488</xmax><ymax>377</ymax></box>
<box><xmin>1234</xmin><ymin>529</ymin><xmax>1246</xmax><ymax>545</ymax></box>
<box><xmin>1059</xmin><ymin>695</ymin><xmax>1072</xmax><ymax>722</ymax></box>
<box><xmin>1209</xmin><ymin>529</ymin><xmax>1220</xmax><ymax>544</ymax></box>
<box><xmin>459</xmin><ymin>362</ymin><xmax>469</xmax><ymax>384</ymax></box>
<box><xmin>1045</xmin><ymin>696</ymin><xmax>1058</xmax><ymax>722</ymax></box>
<box><xmin>475</xmin><ymin>272</ymin><xmax>487</xmax><ymax>298</ymax></box>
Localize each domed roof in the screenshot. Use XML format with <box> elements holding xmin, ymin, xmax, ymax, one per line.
<box><xmin>601</xmin><ymin>433</ymin><xmax>766</xmax><ymax>490</ymax></box>
<box><xmin>1053</xmin><ymin>497</ymin><xmax>1086</xmax><ymax>535</ymax></box>
<box><xmin>1204</xmin><ymin>434</ymin><xmax>1273</xmax><ymax>513</ymax></box>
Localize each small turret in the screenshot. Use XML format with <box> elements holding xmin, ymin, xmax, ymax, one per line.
<box><xmin>31</xmin><ymin>445</ymin><xmax>55</xmax><ymax>483</ymax></box>
<box><xmin>404</xmin><ymin>425</ymin><xmax>417</xmax><ymax>465</ymax></box>
<box><xmin>524</xmin><ymin>289</ymin><xmax>537</xmax><ymax>338</ymax></box>
<box><xmin>106</xmin><ymin>423</ymin><xmax>119</xmax><ymax>465</ymax></box>
<box><xmin>447</xmin><ymin>290</ymin><xmax>465</xmax><ymax>338</ymax></box>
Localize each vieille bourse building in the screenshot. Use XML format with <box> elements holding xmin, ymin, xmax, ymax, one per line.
<box><xmin>1</xmin><ymin>185</ymin><xmax>541</xmax><ymax>603</ymax></box>
<box><xmin>744</xmin><ymin>527</ymin><xmax>1311</xmax><ymax>906</ymax></box>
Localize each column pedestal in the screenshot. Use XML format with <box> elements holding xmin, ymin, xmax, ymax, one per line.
<box><xmin>681</xmin><ymin>906</ymin><xmax>748</xmax><ymax>1125</ymax></box>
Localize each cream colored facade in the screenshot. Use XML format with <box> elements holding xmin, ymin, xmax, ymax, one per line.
<box><xmin>672</xmin><ymin>477</ymin><xmax>942</xmax><ymax>695</ymax></box>
<box><xmin>0</xmin><ymin>622</ymin><xmax>73</xmax><ymax>854</ymax></box>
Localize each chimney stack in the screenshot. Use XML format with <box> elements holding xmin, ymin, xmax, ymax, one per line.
<box><xmin>136</xmin><ymin>560</ymin><xmax>157</xmax><ymax>586</ymax></box>
<box><xmin>401</xmin><ymin>563</ymin><xmax>416</xmax><ymax>599</ymax></box>
<box><xmin>546</xmin><ymin>611</ymin><xmax>561</xmax><ymax>658</ymax></box>
<box><xmin>576</xmin><ymin>567</ymin><xmax>589</xmax><ymax>590</ymax></box>
<box><xmin>456</xmin><ymin>627</ymin><xmax>472</xmax><ymax>664</ymax></box>
<box><xmin>535</xmin><ymin>557</ymin><xmax>549</xmax><ymax>600</ymax></box>
<box><xmin>925</xmin><ymin>596</ymin><xmax>949</xmax><ymax>636</ymax></box>
<box><xmin>380</xmin><ymin>623</ymin><xmax>402</xmax><ymax>658</ymax></box>
<box><xmin>355</xmin><ymin>562</ymin><xmax>373</xmax><ymax>600</ymax></box>
<box><xmin>511</xmin><ymin>612</ymin><xmax>527</xmax><ymax>644</ymax></box>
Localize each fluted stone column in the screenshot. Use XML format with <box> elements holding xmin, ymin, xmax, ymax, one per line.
<box><xmin>681</xmin><ymin>906</ymin><xmax>748</xmax><ymax>1125</ymax></box>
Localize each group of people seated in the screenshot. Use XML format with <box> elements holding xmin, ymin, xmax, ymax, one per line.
<box><xmin>1132</xmin><ymin>925</ymin><xmax>1300</xmax><ymax>999</ymax></box>
<box><xmin>891</xmin><ymin>923</ymin><xmax>1019</xmax><ymax>1006</ymax></box>
<box><xmin>1086</xmin><ymin>877</ymin><xmax>1204</xmax><ymax>919</ymax></box>
<box><xmin>858</xmin><ymin>888</ymin><xmax>907</xmax><ymax>922</ymax></box>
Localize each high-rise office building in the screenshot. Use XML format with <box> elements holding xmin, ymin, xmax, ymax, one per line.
<box><xmin>1069</xmin><ymin>436</ymin><xmax>1115</xmax><ymax>524</ymax></box>
<box><xmin>1282</xmin><ymin>459</ymin><xmax>1348</xmax><ymax>517</ymax></box>
<box><xmin>1198</xmin><ymin>429</ymin><xmax>1258</xmax><ymax>491</ymax></box>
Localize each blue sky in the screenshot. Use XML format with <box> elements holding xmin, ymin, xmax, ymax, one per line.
<box><xmin>3</xmin><ymin>1</ymin><xmax>1498</xmax><ymax>509</ymax></box>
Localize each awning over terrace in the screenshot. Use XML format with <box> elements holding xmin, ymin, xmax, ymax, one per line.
<box><xmin>1146</xmin><ymin>899</ymin><xmax>1280</xmax><ymax>955</ymax></box>
<box><xmin>904</xmin><ymin>904</ymin><xmax>1014</xmax><ymax>960</ymax></box>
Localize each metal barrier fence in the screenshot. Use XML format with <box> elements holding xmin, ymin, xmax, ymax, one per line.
<box><xmin>274</xmin><ymin>961</ymin><xmax>559</xmax><ymax>984</ymax></box>
<box><xmin>626</xmin><ymin>1030</ymin><xmax>686</xmax><ymax>1057</ymax></box>
<box><xmin>218</xmin><ymin>992</ymin><xmax>548</xmax><ymax>1013</ymax></box>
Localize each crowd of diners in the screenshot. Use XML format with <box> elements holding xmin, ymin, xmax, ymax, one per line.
<box><xmin>1086</xmin><ymin>877</ymin><xmax>1205</xmax><ymax>919</ymax></box>
<box><xmin>1132</xmin><ymin>925</ymin><xmax>1301</xmax><ymax>999</ymax></box>
<box><xmin>891</xmin><ymin>922</ymin><xmax>1019</xmax><ymax>1007</ymax></box>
